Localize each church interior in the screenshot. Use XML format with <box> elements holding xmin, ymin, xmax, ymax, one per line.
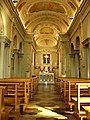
<box><xmin>0</xmin><ymin>0</ymin><xmax>90</xmax><ymax>120</ymax></box>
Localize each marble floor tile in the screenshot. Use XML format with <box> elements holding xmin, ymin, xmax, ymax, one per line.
<box><xmin>19</xmin><ymin>84</ymin><xmax>77</xmax><ymax>120</ymax></box>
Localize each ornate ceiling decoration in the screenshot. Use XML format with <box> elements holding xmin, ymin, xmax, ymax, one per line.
<box><xmin>12</xmin><ymin>0</ymin><xmax>83</xmax><ymax>47</ymax></box>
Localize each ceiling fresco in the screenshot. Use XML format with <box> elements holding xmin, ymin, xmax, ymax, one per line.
<box><xmin>12</xmin><ymin>0</ymin><xmax>83</xmax><ymax>47</ymax></box>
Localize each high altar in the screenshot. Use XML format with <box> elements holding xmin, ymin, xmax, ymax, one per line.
<box><xmin>39</xmin><ymin>65</ymin><xmax>54</xmax><ymax>83</ymax></box>
<box><xmin>39</xmin><ymin>72</ymin><xmax>54</xmax><ymax>83</ymax></box>
<box><xmin>39</xmin><ymin>54</ymin><xmax>54</xmax><ymax>83</ymax></box>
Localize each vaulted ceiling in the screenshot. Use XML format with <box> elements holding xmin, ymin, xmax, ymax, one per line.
<box><xmin>12</xmin><ymin>0</ymin><xmax>83</xmax><ymax>47</ymax></box>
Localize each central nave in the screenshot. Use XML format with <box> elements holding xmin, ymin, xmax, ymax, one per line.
<box><xmin>19</xmin><ymin>83</ymin><xmax>77</xmax><ymax>120</ymax></box>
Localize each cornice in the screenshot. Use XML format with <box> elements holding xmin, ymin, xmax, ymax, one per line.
<box><xmin>3</xmin><ymin>0</ymin><xmax>26</xmax><ymax>36</ymax></box>
<box><xmin>67</xmin><ymin>0</ymin><xmax>90</xmax><ymax>35</ymax></box>
<box><xmin>82</xmin><ymin>37</ymin><xmax>90</xmax><ymax>45</ymax></box>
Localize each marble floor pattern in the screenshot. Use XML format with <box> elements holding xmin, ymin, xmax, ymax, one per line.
<box><xmin>19</xmin><ymin>83</ymin><xmax>78</xmax><ymax>120</ymax></box>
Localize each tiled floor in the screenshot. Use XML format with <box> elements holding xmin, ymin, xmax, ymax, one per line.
<box><xmin>19</xmin><ymin>83</ymin><xmax>77</xmax><ymax>120</ymax></box>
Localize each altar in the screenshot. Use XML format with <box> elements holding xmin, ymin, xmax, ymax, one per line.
<box><xmin>39</xmin><ymin>72</ymin><xmax>54</xmax><ymax>84</ymax></box>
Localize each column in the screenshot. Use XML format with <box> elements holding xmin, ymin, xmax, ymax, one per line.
<box><xmin>59</xmin><ymin>51</ymin><xmax>61</xmax><ymax>76</ymax></box>
<box><xmin>69</xmin><ymin>54</ymin><xmax>75</xmax><ymax>77</ymax></box>
<box><xmin>74</xmin><ymin>50</ymin><xmax>79</xmax><ymax>78</ymax></box>
<box><xmin>14</xmin><ymin>49</ymin><xmax>19</xmax><ymax>77</ymax></box>
<box><xmin>31</xmin><ymin>52</ymin><xmax>35</xmax><ymax>76</ymax></box>
<box><xmin>82</xmin><ymin>38</ymin><xmax>90</xmax><ymax>78</ymax></box>
<box><xmin>4</xmin><ymin>44</ymin><xmax>10</xmax><ymax>78</ymax></box>
<box><xmin>82</xmin><ymin>46</ymin><xmax>86</xmax><ymax>78</ymax></box>
<box><xmin>84</xmin><ymin>44</ymin><xmax>90</xmax><ymax>78</ymax></box>
<box><xmin>88</xmin><ymin>44</ymin><xmax>90</xmax><ymax>78</ymax></box>
<box><xmin>18</xmin><ymin>52</ymin><xmax>24</xmax><ymax>77</ymax></box>
<box><xmin>0</xmin><ymin>42</ymin><xmax>5</xmax><ymax>78</ymax></box>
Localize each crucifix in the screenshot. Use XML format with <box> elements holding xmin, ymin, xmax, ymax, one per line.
<box><xmin>44</xmin><ymin>54</ymin><xmax>49</xmax><ymax>64</ymax></box>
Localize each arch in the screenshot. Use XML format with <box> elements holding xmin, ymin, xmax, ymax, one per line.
<box><xmin>71</xmin><ymin>43</ymin><xmax>74</xmax><ymax>53</ymax></box>
<box><xmin>19</xmin><ymin>42</ymin><xmax>22</xmax><ymax>52</ymax></box>
<box><xmin>87</xmin><ymin>15</ymin><xmax>90</xmax><ymax>36</ymax></box>
<box><xmin>0</xmin><ymin>8</ymin><xmax>4</xmax><ymax>34</ymax></box>
<box><xmin>0</xmin><ymin>5</ymin><xmax>8</xmax><ymax>35</ymax></box>
<box><xmin>76</xmin><ymin>36</ymin><xmax>80</xmax><ymax>50</ymax></box>
<box><xmin>68</xmin><ymin>1</ymin><xmax>76</xmax><ymax>11</ymax></box>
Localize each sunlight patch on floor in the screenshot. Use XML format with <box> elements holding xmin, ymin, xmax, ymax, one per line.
<box><xmin>27</xmin><ymin>105</ymin><xmax>67</xmax><ymax>119</ymax></box>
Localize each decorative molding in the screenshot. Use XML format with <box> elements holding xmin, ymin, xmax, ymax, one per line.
<box><xmin>19</xmin><ymin>52</ymin><xmax>24</xmax><ymax>57</ymax></box>
<box><xmin>69</xmin><ymin>53</ymin><xmax>74</xmax><ymax>57</ymax></box>
<box><xmin>73</xmin><ymin>50</ymin><xmax>79</xmax><ymax>54</ymax></box>
<box><xmin>13</xmin><ymin>48</ymin><xmax>19</xmax><ymax>53</ymax></box>
<box><xmin>67</xmin><ymin>0</ymin><xmax>89</xmax><ymax>38</ymax></box>
<box><xmin>3</xmin><ymin>0</ymin><xmax>26</xmax><ymax>36</ymax></box>
<box><xmin>82</xmin><ymin>37</ymin><xmax>90</xmax><ymax>45</ymax></box>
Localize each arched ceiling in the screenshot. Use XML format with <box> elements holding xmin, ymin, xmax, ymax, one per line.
<box><xmin>12</xmin><ymin>0</ymin><xmax>83</xmax><ymax>47</ymax></box>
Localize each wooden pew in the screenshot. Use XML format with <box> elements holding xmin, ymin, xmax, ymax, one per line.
<box><xmin>82</xmin><ymin>106</ymin><xmax>90</xmax><ymax>119</ymax></box>
<box><xmin>0</xmin><ymin>83</ymin><xmax>20</xmax><ymax>120</ymax></box>
<box><xmin>0</xmin><ymin>86</ymin><xmax>6</xmax><ymax>120</ymax></box>
<box><xmin>60</xmin><ymin>78</ymin><xmax>90</xmax><ymax>101</ymax></box>
<box><xmin>0</xmin><ymin>86</ymin><xmax>14</xmax><ymax>120</ymax></box>
<box><xmin>33</xmin><ymin>77</ymin><xmax>38</xmax><ymax>94</ymax></box>
<box><xmin>0</xmin><ymin>77</ymin><xmax>38</xmax><ymax>109</ymax></box>
<box><xmin>0</xmin><ymin>77</ymin><xmax>38</xmax><ymax>119</ymax></box>
<box><xmin>55</xmin><ymin>77</ymin><xmax>78</xmax><ymax>97</ymax></box>
<box><xmin>55</xmin><ymin>77</ymin><xmax>63</xmax><ymax>93</ymax></box>
<box><xmin>29</xmin><ymin>77</ymin><xmax>36</xmax><ymax>99</ymax></box>
<box><xmin>7</xmin><ymin>77</ymin><xmax>38</xmax><ymax>100</ymax></box>
<box><xmin>56</xmin><ymin>78</ymin><xmax>90</xmax><ymax>111</ymax></box>
<box><xmin>74</xmin><ymin>83</ymin><xmax>90</xmax><ymax>110</ymax></box>
<box><xmin>0</xmin><ymin>80</ymin><xmax>31</xmax><ymax>119</ymax></box>
<box><xmin>55</xmin><ymin>77</ymin><xmax>90</xmax><ymax>119</ymax></box>
<box><xmin>71</xmin><ymin>82</ymin><xmax>90</xmax><ymax>120</ymax></box>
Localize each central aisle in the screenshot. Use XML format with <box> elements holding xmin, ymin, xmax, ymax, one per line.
<box><xmin>19</xmin><ymin>83</ymin><xmax>77</xmax><ymax>120</ymax></box>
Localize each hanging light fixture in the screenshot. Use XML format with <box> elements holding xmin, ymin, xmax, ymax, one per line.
<box><xmin>12</xmin><ymin>0</ymin><xmax>18</xmax><ymax>3</ymax></box>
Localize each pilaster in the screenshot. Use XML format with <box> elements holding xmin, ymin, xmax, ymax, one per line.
<box><xmin>18</xmin><ymin>52</ymin><xmax>24</xmax><ymax>77</ymax></box>
<box><xmin>0</xmin><ymin>36</ymin><xmax>10</xmax><ymax>78</ymax></box>
<box><xmin>82</xmin><ymin>37</ymin><xmax>90</xmax><ymax>78</ymax></box>
<box><xmin>0</xmin><ymin>42</ymin><xmax>5</xmax><ymax>78</ymax></box>
<box><xmin>13</xmin><ymin>49</ymin><xmax>19</xmax><ymax>77</ymax></box>
<box><xmin>88</xmin><ymin>44</ymin><xmax>90</xmax><ymax>78</ymax></box>
<box><xmin>69</xmin><ymin>54</ymin><xmax>75</xmax><ymax>77</ymax></box>
<box><xmin>74</xmin><ymin>50</ymin><xmax>79</xmax><ymax>78</ymax></box>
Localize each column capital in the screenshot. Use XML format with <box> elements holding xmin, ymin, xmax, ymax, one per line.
<box><xmin>19</xmin><ymin>52</ymin><xmax>24</xmax><ymax>58</ymax></box>
<box><xmin>73</xmin><ymin>50</ymin><xmax>79</xmax><ymax>54</ymax></box>
<box><xmin>69</xmin><ymin>53</ymin><xmax>74</xmax><ymax>58</ymax></box>
<box><xmin>13</xmin><ymin>49</ymin><xmax>19</xmax><ymax>54</ymax></box>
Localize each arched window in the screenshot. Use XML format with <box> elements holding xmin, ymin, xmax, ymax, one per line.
<box><xmin>76</xmin><ymin>36</ymin><xmax>80</xmax><ymax>50</ymax></box>
<box><xmin>19</xmin><ymin>42</ymin><xmax>22</xmax><ymax>52</ymax></box>
<box><xmin>13</xmin><ymin>35</ymin><xmax>17</xmax><ymax>48</ymax></box>
<box><xmin>0</xmin><ymin>12</ymin><xmax>4</xmax><ymax>34</ymax></box>
<box><xmin>71</xmin><ymin>43</ymin><xmax>74</xmax><ymax>53</ymax></box>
